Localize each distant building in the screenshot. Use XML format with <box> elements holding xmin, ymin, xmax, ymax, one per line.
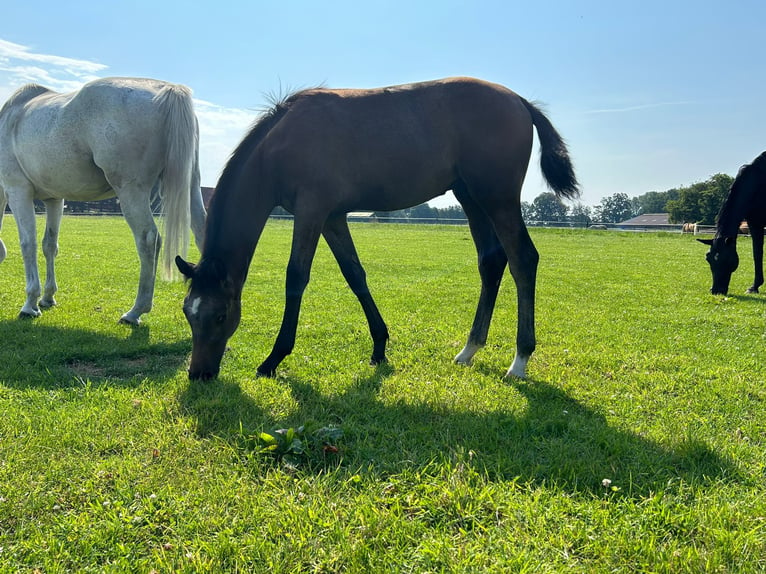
<box><xmin>617</xmin><ymin>213</ymin><xmax>679</xmax><ymax>231</ymax></box>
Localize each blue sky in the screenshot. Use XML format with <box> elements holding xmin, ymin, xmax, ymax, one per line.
<box><xmin>2</xmin><ymin>0</ymin><xmax>764</xmax><ymax>208</ymax></box>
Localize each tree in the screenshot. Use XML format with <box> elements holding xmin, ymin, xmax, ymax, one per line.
<box><xmin>532</xmin><ymin>192</ymin><xmax>568</xmax><ymax>222</ymax></box>
<box><xmin>520</xmin><ymin>201</ymin><xmax>534</xmax><ymax>222</ymax></box>
<box><xmin>569</xmin><ymin>202</ymin><xmax>592</xmax><ymax>225</ymax></box>
<box><xmin>633</xmin><ymin>189</ymin><xmax>679</xmax><ymax>215</ymax></box>
<box><xmin>595</xmin><ymin>192</ymin><xmax>633</xmax><ymax>223</ymax></box>
<box><xmin>666</xmin><ymin>173</ymin><xmax>733</xmax><ymax>224</ymax></box>
<box><xmin>408</xmin><ymin>203</ymin><xmax>437</xmax><ymax>220</ymax></box>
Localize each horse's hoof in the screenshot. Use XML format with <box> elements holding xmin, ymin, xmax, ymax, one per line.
<box><xmin>369</xmin><ymin>355</ymin><xmax>387</xmax><ymax>366</ymax></box>
<box><xmin>118</xmin><ymin>315</ymin><xmax>141</xmax><ymax>326</ymax></box>
<box><xmin>256</xmin><ymin>365</ymin><xmax>277</xmax><ymax>378</ymax></box>
<box><xmin>746</xmin><ymin>287</ymin><xmax>759</xmax><ymax>294</ymax></box>
<box><xmin>38</xmin><ymin>300</ymin><xmax>56</xmax><ymax>309</ymax></box>
<box><xmin>18</xmin><ymin>310</ymin><xmax>40</xmax><ymax>320</ymax></box>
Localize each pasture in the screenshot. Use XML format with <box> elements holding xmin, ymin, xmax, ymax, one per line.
<box><xmin>0</xmin><ymin>216</ymin><xmax>764</xmax><ymax>572</ymax></box>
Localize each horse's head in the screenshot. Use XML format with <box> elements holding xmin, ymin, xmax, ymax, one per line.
<box><xmin>176</xmin><ymin>256</ymin><xmax>242</xmax><ymax>381</ymax></box>
<box><xmin>697</xmin><ymin>236</ymin><xmax>739</xmax><ymax>295</ymax></box>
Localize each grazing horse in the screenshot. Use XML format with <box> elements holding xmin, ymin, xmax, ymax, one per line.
<box><xmin>0</xmin><ymin>77</ymin><xmax>207</xmax><ymax>324</ymax></box>
<box><xmin>176</xmin><ymin>77</ymin><xmax>579</xmax><ymax>381</ymax></box>
<box><xmin>698</xmin><ymin>151</ymin><xmax>766</xmax><ymax>295</ymax></box>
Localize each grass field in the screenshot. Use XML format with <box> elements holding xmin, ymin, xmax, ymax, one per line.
<box><xmin>0</xmin><ymin>215</ymin><xmax>764</xmax><ymax>572</ymax></box>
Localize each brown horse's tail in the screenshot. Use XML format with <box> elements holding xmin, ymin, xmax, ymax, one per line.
<box><xmin>521</xmin><ymin>98</ymin><xmax>580</xmax><ymax>200</ymax></box>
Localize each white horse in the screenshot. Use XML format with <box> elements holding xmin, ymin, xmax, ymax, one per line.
<box><xmin>0</xmin><ymin>77</ymin><xmax>206</xmax><ymax>324</ymax></box>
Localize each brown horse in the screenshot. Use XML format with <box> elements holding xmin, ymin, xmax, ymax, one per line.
<box><xmin>176</xmin><ymin>77</ymin><xmax>579</xmax><ymax>381</ymax></box>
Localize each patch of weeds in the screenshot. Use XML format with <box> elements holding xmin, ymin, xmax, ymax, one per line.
<box><xmin>241</xmin><ymin>424</ymin><xmax>344</xmax><ymax>470</ymax></box>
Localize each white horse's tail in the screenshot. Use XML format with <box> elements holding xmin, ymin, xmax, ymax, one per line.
<box><xmin>0</xmin><ymin>186</ymin><xmax>7</xmax><ymax>264</ymax></box>
<box><xmin>153</xmin><ymin>84</ymin><xmax>196</xmax><ymax>279</ymax></box>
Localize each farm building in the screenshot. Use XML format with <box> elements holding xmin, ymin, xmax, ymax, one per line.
<box><xmin>617</xmin><ymin>213</ymin><xmax>679</xmax><ymax>232</ymax></box>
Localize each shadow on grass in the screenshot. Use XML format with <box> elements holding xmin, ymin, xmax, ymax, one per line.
<box><xmin>0</xmin><ymin>320</ymin><xmax>189</xmax><ymax>389</ymax></box>
<box><xmin>729</xmin><ymin>292</ymin><xmax>766</xmax><ymax>305</ymax></box>
<box><xmin>178</xmin><ymin>363</ymin><xmax>742</xmax><ymax>498</ymax></box>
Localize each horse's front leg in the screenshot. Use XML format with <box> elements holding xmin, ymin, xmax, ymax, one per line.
<box><xmin>39</xmin><ymin>198</ymin><xmax>63</xmax><ymax>309</ymax></box>
<box><xmin>117</xmin><ymin>193</ymin><xmax>160</xmax><ymax>324</ymax></box>
<box><xmin>322</xmin><ymin>215</ymin><xmax>389</xmax><ymax>365</ymax></box>
<box><xmin>257</xmin><ymin>216</ymin><xmax>323</xmax><ymax>377</ymax></box>
<box><xmin>6</xmin><ymin>187</ymin><xmax>42</xmax><ymax>318</ymax></box>
<box><xmin>747</xmin><ymin>226</ymin><xmax>764</xmax><ymax>294</ymax></box>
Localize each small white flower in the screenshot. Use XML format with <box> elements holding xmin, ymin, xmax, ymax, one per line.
<box><xmin>601</xmin><ymin>478</ymin><xmax>612</xmax><ymax>488</ymax></box>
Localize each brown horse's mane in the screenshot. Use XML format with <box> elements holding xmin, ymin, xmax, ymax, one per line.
<box><xmin>212</xmin><ymin>91</ymin><xmax>304</xmax><ymax>199</ymax></box>
<box><xmin>199</xmin><ymin>89</ymin><xmax>313</xmax><ymax>281</ymax></box>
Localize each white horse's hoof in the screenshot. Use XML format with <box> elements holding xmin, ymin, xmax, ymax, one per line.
<box><xmin>119</xmin><ymin>314</ymin><xmax>141</xmax><ymax>326</ymax></box>
<box><xmin>39</xmin><ymin>298</ymin><xmax>57</xmax><ymax>309</ymax></box>
<box><xmin>18</xmin><ymin>309</ymin><xmax>41</xmax><ymax>319</ymax></box>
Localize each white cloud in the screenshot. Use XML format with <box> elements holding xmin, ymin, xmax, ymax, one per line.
<box><xmin>194</xmin><ymin>99</ymin><xmax>258</xmax><ymax>186</ymax></box>
<box><xmin>585</xmin><ymin>101</ymin><xmax>694</xmax><ymax>115</ymax></box>
<box><xmin>0</xmin><ymin>38</ymin><xmax>106</xmax><ymax>94</ymax></box>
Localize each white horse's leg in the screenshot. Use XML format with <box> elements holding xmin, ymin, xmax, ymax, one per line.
<box><xmin>39</xmin><ymin>198</ymin><xmax>63</xmax><ymax>308</ymax></box>
<box><xmin>6</xmin><ymin>186</ymin><xmax>42</xmax><ymax>318</ymax></box>
<box><xmin>0</xmin><ymin>185</ymin><xmax>7</xmax><ymax>264</ymax></box>
<box><xmin>189</xmin><ymin>161</ymin><xmax>206</xmax><ymax>251</ymax></box>
<box><xmin>117</xmin><ymin>190</ymin><xmax>160</xmax><ymax>325</ymax></box>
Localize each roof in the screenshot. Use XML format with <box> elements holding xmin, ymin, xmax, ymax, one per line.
<box><xmin>619</xmin><ymin>213</ymin><xmax>671</xmax><ymax>226</ymax></box>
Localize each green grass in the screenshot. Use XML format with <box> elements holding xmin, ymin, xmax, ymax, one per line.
<box><xmin>0</xmin><ymin>215</ymin><xmax>765</xmax><ymax>572</ymax></box>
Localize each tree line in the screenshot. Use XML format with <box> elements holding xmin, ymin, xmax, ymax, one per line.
<box><xmin>29</xmin><ymin>172</ymin><xmax>732</xmax><ymax>226</ymax></box>
<box><xmin>369</xmin><ymin>172</ymin><xmax>735</xmax><ymax>225</ymax></box>
<box><xmin>520</xmin><ymin>172</ymin><xmax>734</xmax><ymax>225</ymax></box>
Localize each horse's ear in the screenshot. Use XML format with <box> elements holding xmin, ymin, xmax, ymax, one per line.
<box><xmin>175</xmin><ymin>256</ymin><xmax>197</xmax><ymax>280</ymax></box>
<box><xmin>696</xmin><ymin>238</ymin><xmax>714</xmax><ymax>246</ymax></box>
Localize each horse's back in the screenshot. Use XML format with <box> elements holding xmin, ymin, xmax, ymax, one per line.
<box><xmin>262</xmin><ymin>77</ymin><xmax>534</xmax><ymax>209</ymax></box>
<box><xmin>0</xmin><ymin>78</ymin><xmax>187</xmax><ymax>199</ymax></box>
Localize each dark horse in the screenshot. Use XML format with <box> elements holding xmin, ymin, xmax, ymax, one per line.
<box><xmin>698</xmin><ymin>151</ymin><xmax>766</xmax><ymax>295</ymax></box>
<box><xmin>176</xmin><ymin>77</ymin><xmax>579</xmax><ymax>381</ymax></box>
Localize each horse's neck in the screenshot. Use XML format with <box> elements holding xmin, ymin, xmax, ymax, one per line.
<box><xmin>203</xmin><ymin>187</ymin><xmax>275</xmax><ymax>283</ymax></box>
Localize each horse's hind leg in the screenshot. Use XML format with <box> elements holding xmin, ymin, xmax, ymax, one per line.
<box><xmin>116</xmin><ymin>190</ymin><xmax>161</xmax><ymax>325</ymax></box>
<box><xmin>38</xmin><ymin>198</ymin><xmax>63</xmax><ymax>309</ymax></box>
<box><xmin>453</xmin><ymin>187</ymin><xmax>508</xmax><ymax>366</ymax></box>
<box><xmin>189</xmin><ymin>154</ymin><xmax>207</xmax><ymax>251</ymax></box>
<box><xmin>322</xmin><ymin>215</ymin><xmax>389</xmax><ymax>365</ymax></box>
<box><xmin>490</xmin><ymin>206</ymin><xmax>539</xmax><ymax>379</ymax></box>
<box><xmin>747</xmin><ymin>226</ymin><xmax>764</xmax><ymax>294</ymax></box>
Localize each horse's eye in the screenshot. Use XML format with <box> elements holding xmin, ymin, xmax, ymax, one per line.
<box><xmin>216</xmin><ymin>314</ymin><xmax>226</xmax><ymax>324</ymax></box>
